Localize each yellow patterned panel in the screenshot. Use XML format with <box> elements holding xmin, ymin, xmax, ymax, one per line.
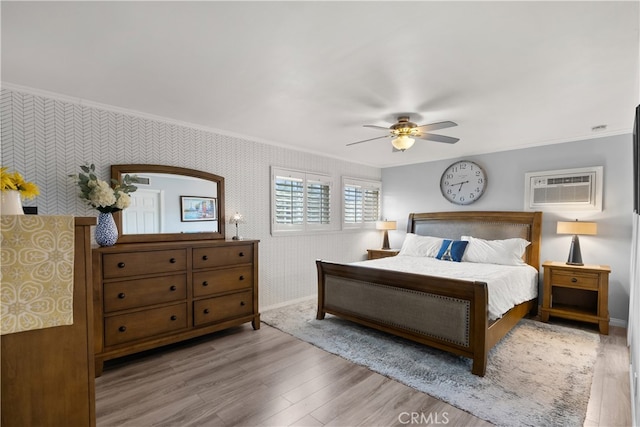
<box><xmin>1</xmin><ymin>215</ymin><xmax>75</xmax><ymax>335</ymax></box>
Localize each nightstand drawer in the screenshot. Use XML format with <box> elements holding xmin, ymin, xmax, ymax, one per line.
<box><xmin>367</xmin><ymin>249</ymin><xmax>399</xmax><ymax>260</ymax></box>
<box><xmin>550</xmin><ymin>270</ymin><xmax>599</xmax><ymax>289</ymax></box>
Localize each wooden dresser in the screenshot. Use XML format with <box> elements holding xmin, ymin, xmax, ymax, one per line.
<box><xmin>93</xmin><ymin>239</ymin><xmax>259</xmax><ymax>375</ymax></box>
<box><xmin>1</xmin><ymin>217</ymin><xmax>96</xmax><ymax>426</ymax></box>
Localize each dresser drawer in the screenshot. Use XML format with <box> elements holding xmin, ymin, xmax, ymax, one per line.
<box><xmin>103</xmin><ymin>249</ymin><xmax>187</xmax><ymax>279</ymax></box>
<box><xmin>193</xmin><ymin>245</ymin><xmax>253</xmax><ymax>269</ymax></box>
<box><xmin>550</xmin><ymin>270</ymin><xmax>599</xmax><ymax>290</ymax></box>
<box><xmin>194</xmin><ymin>291</ymin><xmax>253</xmax><ymax>326</ymax></box>
<box><xmin>193</xmin><ymin>266</ymin><xmax>253</xmax><ymax>297</ymax></box>
<box><xmin>103</xmin><ymin>274</ymin><xmax>187</xmax><ymax>313</ymax></box>
<box><xmin>104</xmin><ymin>303</ymin><xmax>187</xmax><ymax>346</ymax></box>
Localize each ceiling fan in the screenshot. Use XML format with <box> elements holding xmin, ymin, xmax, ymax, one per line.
<box><xmin>347</xmin><ymin>115</ymin><xmax>459</xmax><ymax>152</ymax></box>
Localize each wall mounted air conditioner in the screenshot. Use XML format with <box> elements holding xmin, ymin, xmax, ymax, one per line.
<box><xmin>524</xmin><ymin>166</ymin><xmax>603</xmax><ymax>212</ymax></box>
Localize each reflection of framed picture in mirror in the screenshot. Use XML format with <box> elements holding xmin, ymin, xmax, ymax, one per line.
<box><xmin>180</xmin><ymin>196</ymin><xmax>217</xmax><ymax>222</ymax></box>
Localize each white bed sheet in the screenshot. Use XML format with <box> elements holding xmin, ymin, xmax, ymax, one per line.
<box><xmin>351</xmin><ymin>256</ymin><xmax>538</xmax><ymax>320</ymax></box>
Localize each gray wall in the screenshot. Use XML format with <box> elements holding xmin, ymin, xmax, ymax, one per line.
<box><xmin>382</xmin><ymin>134</ymin><xmax>633</xmax><ymax>324</ymax></box>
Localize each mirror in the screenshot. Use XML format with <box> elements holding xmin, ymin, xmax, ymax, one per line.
<box><xmin>111</xmin><ymin>164</ymin><xmax>225</xmax><ymax>243</ymax></box>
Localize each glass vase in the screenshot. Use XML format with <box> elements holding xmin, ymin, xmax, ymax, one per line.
<box><xmin>95</xmin><ymin>212</ymin><xmax>118</xmax><ymax>247</ymax></box>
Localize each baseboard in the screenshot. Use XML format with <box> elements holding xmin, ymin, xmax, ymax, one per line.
<box><xmin>611</xmin><ymin>317</ymin><xmax>629</xmax><ymax>328</ymax></box>
<box><xmin>261</xmin><ymin>295</ymin><xmax>316</xmax><ymax>313</ymax></box>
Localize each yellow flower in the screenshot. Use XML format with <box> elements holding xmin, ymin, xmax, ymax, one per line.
<box><xmin>0</xmin><ymin>167</ymin><xmax>40</xmax><ymax>200</ymax></box>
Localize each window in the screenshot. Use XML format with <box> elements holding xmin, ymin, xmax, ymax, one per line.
<box><xmin>271</xmin><ymin>167</ymin><xmax>332</xmax><ymax>235</ymax></box>
<box><xmin>343</xmin><ymin>177</ymin><xmax>381</xmax><ymax>229</ymax></box>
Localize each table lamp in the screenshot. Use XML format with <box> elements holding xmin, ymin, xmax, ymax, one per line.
<box><xmin>556</xmin><ymin>220</ymin><xmax>597</xmax><ymax>266</ymax></box>
<box><xmin>376</xmin><ymin>220</ymin><xmax>397</xmax><ymax>250</ymax></box>
<box><xmin>229</xmin><ymin>212</ymin><xmax>244</xmax><ymax>240</ymax></box>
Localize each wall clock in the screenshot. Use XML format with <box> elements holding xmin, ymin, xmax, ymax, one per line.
<box><xmin>440</xmin><ymin>160</ymin><xmax>487</xmax><ymax>205</ymax></box>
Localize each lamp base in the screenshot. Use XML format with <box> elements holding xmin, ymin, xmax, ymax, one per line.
<box><xmin>232</xmin><ymin>235</ymin><xmax>242</xmax><ymax>240</ymax></box>
<box><xmin>381</xmin><ymin>230</ymin><xmax>390</xmax><ymax>250</ymax></box>
<box><xmin>565</xmin><ymin>234</ymin><xmax>584</xmax><ymax>266</ymax></box>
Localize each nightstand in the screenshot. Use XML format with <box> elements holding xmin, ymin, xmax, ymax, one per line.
<box><xmin>367</xmin><ymin>249</ymin><xmax>400</xmax><ymax>260</ymax></box>
<box><xmin>541</xmin><ymin>261</ymin><xmax>611</xmax><ymax>334</ymax></box>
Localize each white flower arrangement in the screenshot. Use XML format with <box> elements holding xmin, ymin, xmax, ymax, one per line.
<box><xmin>72</xmin><ymin>164</ymin><xmax>137</xmax><ymax>213</ymax></box>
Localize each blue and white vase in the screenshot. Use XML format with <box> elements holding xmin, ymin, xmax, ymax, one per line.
<box><xmin>95</xmin><ymin>212</ymin><xmax>118</xmax><ymax>247</ymax></box>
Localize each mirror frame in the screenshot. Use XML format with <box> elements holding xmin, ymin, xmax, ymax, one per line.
<box><xmin>111</xmin><ymin>164</ymin><xmax>225</xmax><ymax>243</ymax></box>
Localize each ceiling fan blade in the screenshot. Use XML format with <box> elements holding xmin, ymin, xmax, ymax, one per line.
<box><xmin>415</xmin><ymin>121</ymin><xmax>458</xmax><ymax>132</ymax></box>
<box><xmin>363</xmin><ymin>124</ymin><xmax>392</xmax><ymax>131</ymax></box>
<box><xmin>346</xmin><ymin>135</ymin><xmax>390</xmax><ymax>146</ymax></box>
<box><xmin>415</xmin><ymin>133</ymin><xmax>460</xmax><ymax>144</ymax></box>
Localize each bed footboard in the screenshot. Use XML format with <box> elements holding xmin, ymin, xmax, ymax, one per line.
<box><xmin>316</xmin><ymin>260</ymin><xmax>490</xmax><ymax>376</ymax></box>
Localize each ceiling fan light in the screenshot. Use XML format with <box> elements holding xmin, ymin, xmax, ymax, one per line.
<box><xmin>392</xmin><ymin>135</ymin><xmax>415</xmax><ymax>151</ymax></box>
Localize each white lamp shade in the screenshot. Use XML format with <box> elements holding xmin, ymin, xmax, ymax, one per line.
<box><xmin>391</xmin><ymin>135</ymin><xmax>415</xmax><ymax>151</ymax></box>
<box><xmin>229</xmin><ymin>212</ymin><xmax>244</xmax><ymax>224</ymax></box>
<box><xmin>376</xmin><ymin>220</ymin><xmax>397</xmax><ymax>231</ymax></box>
<box><xmin>557</xmin><ymin>221</ymin><xmax>597</xmax><ymax>235</ymax></box>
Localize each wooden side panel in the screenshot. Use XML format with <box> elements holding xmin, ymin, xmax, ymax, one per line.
<box><xmin>1</xmin><ymin>217</ymin><xmax>96</xmax><ymax>427</ymax></box>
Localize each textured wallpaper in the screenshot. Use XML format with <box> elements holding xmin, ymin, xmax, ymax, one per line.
<box><xmin>1</xmin><ymin>87</ymin><xmax>382</xmax><ymax>309</ymax></box>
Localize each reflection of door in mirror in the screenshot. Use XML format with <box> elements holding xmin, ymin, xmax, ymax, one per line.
<box><xmin>123</xmin><ymin>189</ymin><xmax>163</xmax><ymax>234</ymax></box>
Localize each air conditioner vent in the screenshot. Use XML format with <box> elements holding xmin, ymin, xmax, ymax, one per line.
<box><xmin>546</xmin><ymin>176</ymin><xmax>590</xmax><ymax>185</ymax></box>
<box><xmin>524</xmin><ymin>166</ymin><xmax>603</xmax><ymax>212</ymax></box>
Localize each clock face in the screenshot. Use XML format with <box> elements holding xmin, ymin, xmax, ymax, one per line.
<box><xmin>440</xmin><ymin>160</ymin><xmax>487</xmax><ymax>205</ymax></box>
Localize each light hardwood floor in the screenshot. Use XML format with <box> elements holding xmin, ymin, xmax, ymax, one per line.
<box><xmin>96</xmin><ymin>322</ymin><xmax>631</xmax><ymax>427</ymax></box>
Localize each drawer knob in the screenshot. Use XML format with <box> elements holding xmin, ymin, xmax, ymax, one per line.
<box><xmin>118</xmin><ymin>292</ymin><xmax>126</xmax><ymax>299</ymax></box>
<box><xmin>202</xmin><ymin>281</ymin><xmax>209</xmax><ymax>287</ymax></box>
<box><xmin>203</xmin><ymin>308</ymin><xmax>210</xmax><ymax>314</ymax></box>
<box><xmin>118</xmin><ymin>326</ymin><xmax>127</xmax><ymax>332</ymax></box>
<box><xmin>170</xmin><ymin>285</ymin><xmax>177</xmax><ymax>291</ymax></box>
<box><xmin>240</xmin><ymin>301</ymin><xmax>246</xmax><ymax>306</ymax></box>
<box><xmin>117</xmin><ymin>262</ymin><xmax>126</xmax><ymax>269</ymax></box>
<box><xmin>169</xmin><ymin>258</ymin><xmax>176</xmax><ymax>264</ymax></box>
<box><xmin>202</xmin><ymin>255</ymin><xmax>209</xmax><ymax>261</ymax></box>
<box><xmin>571</xmin><ymin>277</ymin><xmax>578</xmax><ymax>283</ymax></box>
<box><xmin>239</xmin><ymin>252</ymin><xmax>245</xmax><ymax>257</ymax></box>
<box><xmin>239</xmin><ymin>275</ymin><xmax>245</xmax><ymax>281</ymax></box>
<box><xmin>170</xmin><ymin>315</ymin><xmax>177</xmax><ymax>321</ymax></box>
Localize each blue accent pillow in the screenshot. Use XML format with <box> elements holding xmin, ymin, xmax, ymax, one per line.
<box><xmin>436</xmin><ymin>239</ymin><xmax>469</xmax><ymax>262</ymax></box>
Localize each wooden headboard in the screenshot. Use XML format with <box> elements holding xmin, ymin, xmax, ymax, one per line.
<box><xmin>407</xmin><ymin>211</ymin><xmax>542</xmax><ymax>270</ymax></box>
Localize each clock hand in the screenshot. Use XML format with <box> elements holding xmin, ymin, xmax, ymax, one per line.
<box><xmin>450</xmin><ymin>180</ymin><xmax>469</xmax><ymax>191</ymax></box>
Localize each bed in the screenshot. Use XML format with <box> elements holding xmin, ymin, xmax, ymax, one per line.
<box><xmin>316</xmin><ymin>211</ymin><xmax>542</xmax><ymax>376</ymax></box>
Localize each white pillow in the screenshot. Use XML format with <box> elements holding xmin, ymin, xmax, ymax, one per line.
<box><xmin>461</xmin><ymin>236</ymin><xmax>530</xmax><ymax>266</ymax></box>
<box><xmin>398</xmin><ymin>234</ymin><xmax>444</xmax><ymax>258</ymax></box>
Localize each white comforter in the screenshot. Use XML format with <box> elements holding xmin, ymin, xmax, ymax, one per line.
<box><xmin>351</xmin><ymin>256</ymin><xmax>538</xmax><ymax>320</ymax></box>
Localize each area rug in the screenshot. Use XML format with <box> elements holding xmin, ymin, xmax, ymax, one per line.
<box><xmin>261</xmin><ymin>300</ymin><xmax>600</xmax><ymax>427</ymax></box>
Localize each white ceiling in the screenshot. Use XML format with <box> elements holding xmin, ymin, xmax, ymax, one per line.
<box><xmin>2</xmin><ymin>1</ymin><xmax>639</xmax><ymax>168</ymax></box>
